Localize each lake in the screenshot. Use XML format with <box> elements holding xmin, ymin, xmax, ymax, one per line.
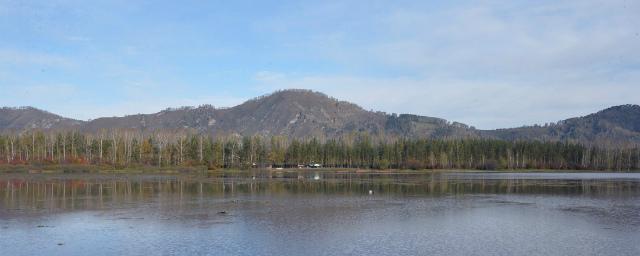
<box><xmin>1</xmin><ymin>171</ymin><xmax>639</xmax><ymax>256</ymax></box>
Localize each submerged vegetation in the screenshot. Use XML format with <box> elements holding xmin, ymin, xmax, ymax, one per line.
<box><xmin>0</xmin><ymin>130</ymin><xmax>639</xmax><ymax>171</ymax></box>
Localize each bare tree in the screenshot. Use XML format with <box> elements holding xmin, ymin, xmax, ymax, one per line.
<box><xmin>99</xmin><ymin>131</ymin><xmax>104</xmax><ymax>163</ymax></box>
<box><xmin>156</xmin><ymin>133</ymin><xmax>168</xmax><ymax>167</ymax></box>
<box><xmin>62</xmin><ymin>132</ymin><xmax>66</xmax><ymax>162</ymax></box>
<box><xmin>178</xmin><ymin>133</ymin><xmax>185</xmax><ymax>165</ymax></box>
<box><xmin>112</xmin><ymin>130</ymin><xmax>118</xmax><ymax>165</ymax></box>
<box><xmin>10</xmin><ymin>135</ymin><xmax>15</xmax><ymax>162</ymax></box>
<box><xmin>86</xmin><ymin>135</ymin><xmax>92</xmax><ymax>163</ymax></box>
<box><xmin>31</xmin><ymin>132</ymin><xmax>35</xmax><ymax>162</ymax></box>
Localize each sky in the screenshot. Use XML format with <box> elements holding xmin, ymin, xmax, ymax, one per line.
<box><xmin>0</xmin><ymin>0</ymin><xmax>639</xmax><ymax>129</ymax></box>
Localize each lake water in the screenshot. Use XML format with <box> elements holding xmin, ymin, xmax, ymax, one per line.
<box><xmin>1</xmin><ymin>171</ymin><xmax>639</xmax><ymax>256</ymax></box>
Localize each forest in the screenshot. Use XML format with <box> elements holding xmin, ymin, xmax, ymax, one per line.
<box><xmin>0</xmin><ymin>130</ymin><xmax>639</xmax><ymax>171</ymax></box>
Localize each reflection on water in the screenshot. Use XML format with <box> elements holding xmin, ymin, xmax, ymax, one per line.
<box><xmin>2</xmin><ymin>172</ymin><xmax>639</xmax><ymax>212</ymax></box>
<box><xmin>1</xmin><ymin>171</ymin><xmax>640</xmax><ymax>256</ymax></box>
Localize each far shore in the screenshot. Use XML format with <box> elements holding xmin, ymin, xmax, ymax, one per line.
<box><xmin>0</xmin><ymin>164</ymin><xmax>637</xmax><ymax>175</ymax></box>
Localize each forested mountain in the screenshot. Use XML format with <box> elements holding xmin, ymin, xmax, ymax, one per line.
<box><xmin>1</xmin><ymin>90</ymin><xmax>479</xmax><ymax>139</ymax></box>
<box><xmin>1</xmin><ymin>90</ymin><xmax>639</xmax><ymax>146</ymax></box>
<box><xmin>80</xmin><ymin>90</ymin><xmax>389</xmax><ymax>137</ymax></box>
<box><xmin>483</xmin><ymin>104</ymin><xmax>640</xmax><ymax>146</ymax></box>
<box><xmin>80</xmin><ymin>90</ymin><xmax>481</xmax><ymax>139</ymax></box>
<box><xmin>0</xmin><ymin>107</ymin><xmax>82</xmax><ymax>131</ymax></box>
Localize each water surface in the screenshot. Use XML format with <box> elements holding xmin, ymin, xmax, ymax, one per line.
<box><xmin>1</xmin><ymin>171</ymin><xmax>639</xmax><ymax>255</ymax></box>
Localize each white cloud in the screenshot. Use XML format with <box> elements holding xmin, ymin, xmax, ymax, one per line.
<box><xmin>247</xmin><ymin>0</ymin><xmax>640</xmax><ymax>129</ymax></box>
<box><xmin>341</xmin><ymin>1</ymin><xmax>640</xmax><ymax>79</ymax></box>
<box><xmin>2</xmin><ymin>0</ymin><xmax>639</xmax><ymax>130</ymax></box>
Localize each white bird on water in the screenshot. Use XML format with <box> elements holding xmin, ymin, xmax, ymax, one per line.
<box><xmin>368</xmin><ymin>190</ymin><xmax>373</xmax><ymax>195</ymax></box>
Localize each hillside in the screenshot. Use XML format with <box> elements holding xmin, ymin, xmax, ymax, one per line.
<box><xmin>1</xmin><ymin>90</ymin><xmax>639</xmax><ymax>145</ymax></box>
<box><xmin>485</xmin><ymin>105</ymin><xmax>640</xmax><ymax>146</ymax></box>
<box><xmin>0</xmin><ymin>107</ymin><xmax>82</xmax><ymax>131</ymax></box>
<box><xmin>78</xmin><ymin>89</ymin><xmax>478</xmax><ymax>139</ymax></box>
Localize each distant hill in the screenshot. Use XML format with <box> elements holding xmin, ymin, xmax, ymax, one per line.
<box><xmin>1</xmin><ymin>90</ymin><xmax>639</xmax><ymax>145</ymax></box>
<box><xmin>0</xmin><ymin>107</ymin><xmax>82</xmax><ymax>131</ymax></box>
<box><xmin>80</xmin><ymin>89</ymin><xmax>478</xmax><ymax>139</ymax></box>
<box><xmin>484</xmin><ymin>104</ymin><xmax>640</xmax><ymax>146</ymax></box>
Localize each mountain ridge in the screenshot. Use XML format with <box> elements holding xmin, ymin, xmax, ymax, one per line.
<box><xmin>1</xmin><ymin>90</ymin><xmax>639</xmax><ymax>145</ymax></box>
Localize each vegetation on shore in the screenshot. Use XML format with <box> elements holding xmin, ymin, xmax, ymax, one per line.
<box><xmin>1</xmin><ymin>131</ymin><xmax>639</xmax><ymax>172</ymax></box>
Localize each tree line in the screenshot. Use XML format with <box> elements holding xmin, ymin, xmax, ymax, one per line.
<box><xmin>0</xmin><ymin>130</ymin><xmax>639</xmax><ymax>171</ymax></box>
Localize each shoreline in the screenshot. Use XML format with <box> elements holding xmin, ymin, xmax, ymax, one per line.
<box><xmin>0</xmin><ymin>164</ymin><xmax>638</xmax><ymax>174</ymax></box>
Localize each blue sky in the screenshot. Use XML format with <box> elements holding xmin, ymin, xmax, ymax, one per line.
<box><xmin>1</xmin><ymin>0</ymin><xmax>639</xmax><ymax>129</ymax></box>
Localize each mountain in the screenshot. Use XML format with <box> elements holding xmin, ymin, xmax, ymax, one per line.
<box><xmin>1</xmin><ymin>90</ymin><xmax>639</xmax><ymax>145</ymax></box>
<box><xmin>80</xmin><ymin>89</ymin><xmax>478</xmax><ymax>139</ymax></box>
<box><xmin>0</xmin><ymin>107</ymin><xmax>83</xmax><ymax>131</ymax></box>
<box><xmin>484</xmin><ymin>104</ymin><xmax>640</xmax><ymax>146</ymax></box>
